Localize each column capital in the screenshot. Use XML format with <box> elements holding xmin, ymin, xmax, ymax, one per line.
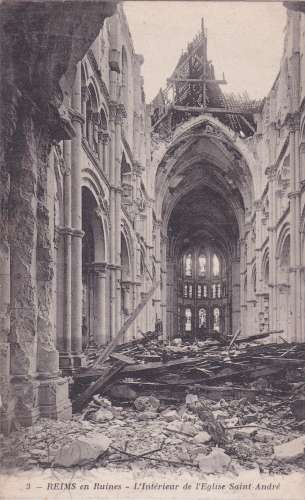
<box><xmin>71</xmin><ymin>228</ymin><xmax>85</xmax><ymax>238</ymax></box>
<box><xmin>81</xmin><ymin>86</ymin><xmax>90</xmax><ymax>102</ymax></box>
<box><xmin>265</xmin><ymin>164</ymin><xmax>277</xmax><ymax>181</ymax></box>
<box><xmin>56</xmin><ymin>226</ymin><xmax>74</xmax><ymax>236</ymax></box>
<box><xmin>116</xmin><ymin>104</ymin><xmax>127</xmax><ymax>124</ymax></box>
<box><xmin>288</xmin><ymin>190</ymin><xmax>300</xmax><ymax>199</ymax></box>
<box><xmin>109</xmin><ymin>102</ymin><xmax>127</xmax><ymax>124</ymax></box>
<box><xmin>98</xmin><ymin>130</ymin><xmax>111</xmax><ymax>145</ymax></box>
<box><xmin>91</xmin><ymin>262</ymin><xmax>108</xmax><ymax>276</ymax></box>
<box><xmin>68</xmin><ymin>107</ymin><xmax>85</xmax><ymax>125</ymax></box>
<box><xmin>287</xmin><ymin>111</ymin><xmax>300</xmax><ymax>133</ymax></box>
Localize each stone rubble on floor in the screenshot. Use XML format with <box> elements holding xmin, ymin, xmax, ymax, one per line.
<box><xmin>1</xmin><ymin>389</ymin><xmax>305</xmax><ymax>474</ymax></box>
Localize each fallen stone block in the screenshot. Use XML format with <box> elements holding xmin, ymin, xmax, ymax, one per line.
<box><xmin>194</xmin><ymin>431</ymin><xmax>211</xmax><ymax>444</ymax></box>
<box><xmin>234</xmin><ymin>427</ymin><xmax>258</xmax><ymax>439</ymax></box>
<box><xmin>93</xmin><ymin>395</ymin><xmax>112</xmax><ymax>407</ymax></box>
<box><xmin>189</xmin><ymin>445</ymin><xmax>209</xmax><ymax>460</ymax></box>
<box><xmin>134</xmin><ymin>395</ymin><xmax>160</xmax><ymax>412</ymax></box>
<box><xmin>160</xmin><ymin>409</ymin><xmax>180</xmax><ymax>422</ymax></box>
<box><xmin>242</xmin><ymin>413</ymin><xmax>257</xmax><ymax>424</ymax></box>
<box><xmin>212</xmin><ymin>410</ymin><xmax>228</xmax><ymax>420</ymax></box>
<box><xmin>273</xmin><ymin>436</ymin><xmax>305</xmax><ymax>462</ymax></box>
<box><xmin>166</xmin><ymin>420</ymin><xmax>183</xmax><ymax>433</ymax></box>
<box><xmin>181</xmin><ymin>421</ymin><xmax>199</xmax><ymax>436</ymax></box>
<box><xmin>224</xmin><ymin>417</ymin><xmax>239</xmax><ymax>428</ymax></box>
<box><xmin>186</xmin><ymin>394</ymin><xmax>198</xmax><ymax>405</ymax></box>
<box><xmin>94</xmin><ymin>408</ymin><xmax>114</xmax><ymax>422</ymax></box>
<box><xmin>196</xmin><ymin>448</ymin><xmax>231</xmax><ymax>473</ymax></box>
<box><xmin>137</xmin><ymin>411</ymin><xmax>158</xmax><ymax>421</ymax></box>
<box><xmin>53</xmin><ymin>434</ymin><xmax>111</xmax><ymax>467</ymax></box>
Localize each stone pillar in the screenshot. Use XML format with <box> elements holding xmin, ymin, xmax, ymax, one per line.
<box><xmin>0</xmin><ymin>240</ymin><xmax>11</xmax><ymax>433</ymax></box>
<box><xmin>92</xmin><ymin>262</ymin><xmax>107</xmax><ymax>346</ymax></box>
<box><xmin>70</xmin><ymin>63</ymin><xmax>85</xmax><ymax>367</ymax></box>
<box><xmin>231</xmin><ymin>257</ymin><xmax>241</xmax><ymax>335</ymax></box>
<box><xmin>56</xmin><ymin>140</ymin><xmax>74</xmax><ymax>374</ymax></box>
<box><xmin>161</xmin><ymin>235</ymin><xmax>168</xmax><ymax>341</ymax></box>
<box><xmin>266</xmin><ymin>166</ymin><xmax>277</xmax><ymax>333</ymax></box>
<box><xmin>239</xmin><ymin>238</ymin><xmax>246</xmax><ymax>336</ymax></box>
<box><xmin>289</xmin><ymin>113</ymin><xmax>302</xmax><ymax>341</ymax></box>
<box><xmin>108</xmin><ymin>104</ymin><xmax>117</xmax><ymax>340</ymax></box>
<box><xmin>100</xmin><ymin>131</ymin><xmax>111</xmax><ymax>177</ymax></box>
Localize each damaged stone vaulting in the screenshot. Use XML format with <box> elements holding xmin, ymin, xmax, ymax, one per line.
<box><xmin>1</xmin><ymin>0</ymin><xmax>305</xmax><ymax>478</ymax></box>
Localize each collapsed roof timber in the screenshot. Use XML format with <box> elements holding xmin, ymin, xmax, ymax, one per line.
<box><xmin>1</xmin><ymin>0</ymin><xmax>305</xmax><ymax>481</ymax></box>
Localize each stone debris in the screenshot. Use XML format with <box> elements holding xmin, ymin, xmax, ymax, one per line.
<box><xmin>273</xmin><ymin>436</ymin><xmax>305</xmax><ymax>462</ymax></box>
<box><xmin>2</xmin><ymin>338</ymin><xmax>305</xmax><ymax>475</ymax></box>
<box><xmin>196</xmin><ymin>448</ymin><xmax>231</xmax><ymax>473</ymax></box>
<box><xmin>193</xmin><ymin>431</ymin><xmax>211</xmax><ymax>444</ymax></box>
<box><xmin>53</xmin><ymin>434</ymin><xmax>111</xmax><ymax>467</ymax></box>
<box><xmin>160</xmin><ymin>409</ymin><xmax>180</xmax><ymax>422</ymax></box>
<box><xmin>94</xmin><ymin>408</ymin><xmax>114</xmax><ymax>422</ymax></box>
<box><xmin>234</xmin><ymin>427</ymin><xmax>258</xmax><ymax>439</ymax></box>
<box><xmin>134</xmin><ymin>396</ymin><xmax>160</xmax><ymax>412</ymax></box>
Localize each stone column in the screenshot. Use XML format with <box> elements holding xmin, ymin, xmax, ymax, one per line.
<box><xmin>266</xmin><ymin>166</ymin><xmax>277</xmax><ymax>333</ymax></box>
<box><xmin>57</xmin><ymin>139</ymin><xmax>74</xmax><ymax>374</ymax></box>
<box><xmin>100</xmin><ymin>131</ymin><xmax>111</xmax><ymax>177</ymax></box>
<box><xmin>239</xmin><ymin>238</ymin><xmax>246</xmax><ymax>336</ymax></box>
<box><xmin>115</xmin><ymin>105</ymin><xmax>125</xmax><ymax>333</ymax></box>
<box><xmin>108</xmin><ymin>104</ymin><xmax>117</xmax><ymax>340</ymax></box>
<box><xmin>231</xmin><ymin>256</ymin><xmax>241</xmax><ymax>335</ymax></box>
<box><xmin>0</xmin><ymin>239</ymin><xmax>11</xmax><ymax>433</ymax></box>
<box><xmin>92</xmin><ymin>262</ymin><xmax>107</xmax><ymax>346</ymax></box>
<box><xmin>70</xmin><ymin>62</ymin><xmax>85</xmax><ymax>367</ymax></box>
<box><xmin>289</xmin><ymin>113</ymin><xmax>302</xmax><ymax>341</ymax></box>
<box><xmin>161</xmin><ymin>234</ymin><xmax>168</xmax><ymax>341</ymax></box>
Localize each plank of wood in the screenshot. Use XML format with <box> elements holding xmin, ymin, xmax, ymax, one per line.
<box><xmin>228</xmin><ymin>328</ymin><xmax>241</xmax><ymax>352</ymax></box>
<box><xmin>92</xmin><ymin>281</ymin><xmax>159</xmax><ymax>368</ymax></box>
<box><xmin>109</xmin><ymin>352</ymin><xmax>136</xmax><ymax>365</ymax></box>
<box><xmin>122</xmin><ymin>356</ymin><xmax>204</xmax><ymax>374</ymax></box>
<box><xmin>73</xmin><ymin>360</ymin><xmax>126</xmax><ymax>411</ymax></box>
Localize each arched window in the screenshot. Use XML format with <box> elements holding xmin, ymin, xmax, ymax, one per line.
<box><xmin>212</xmin><ymin>254</ymin><xmax>220</xmax><ymax>277</ymax></box>
<box><xmin>198</xmin><ymin>308</ymin><xmax>207</xmax><ymax>328</ymax></box>
<box><xmin>86</xmin><ymin>85</ymin><xmax>99</xmax><ymax>154</ymax></box>
<box><xmin>213</xmin><ymin>307</ymin><xmax>220</xmax><ymax>332</ymax></box>
<box><xmin>252</xmin><ymin>266</ymin><xmax>257</xmax><ymax>293</ymax></box>
<box><xmin>264</xmin><ymin>260</ymin><xmax>269</xmax><ymax>285</ymax></box>
<box><xmin>198</xmin><ymin>253</ymin><xmax>207</xmax><ymax>276</ymax></box>
<box><xmin>185</xmin><ymin>308</ymin><xmax>192</xmax><ymax>332</ymax></box>
<box><xmin>184</xmin><ymin>253</ymin><xmax>192</xmax><ymax>277</ymax></box>
<box><xmin>121</xmin><ymin>47</ymin><xmax>128</xmax><ymax>115</ymax></box>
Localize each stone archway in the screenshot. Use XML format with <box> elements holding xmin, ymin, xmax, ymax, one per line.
<box><xmin>154</xmin><ymin>117</ymin><xmax>256</xmax><ymax>339</ymax></box>
<box><xmin>276</xmin><ymin>229</ymin><xmax>292</xmax><ymax>340</ymax></box>
<box><xmin>82</xmin><ymin>186</ymin><xmax>107</xmax><ymax>348</ymax></box>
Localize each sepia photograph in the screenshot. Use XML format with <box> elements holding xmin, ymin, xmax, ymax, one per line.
<box><xmin>0</xmin><ymin>0</ymin><xmax>305</xmax><ymax>499</ymax></box>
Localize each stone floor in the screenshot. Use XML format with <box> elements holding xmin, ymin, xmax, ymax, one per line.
<box><xmin>1</xmin><ymin>393</ymin><xmax>305</xmax><ymax>476</ymax></box>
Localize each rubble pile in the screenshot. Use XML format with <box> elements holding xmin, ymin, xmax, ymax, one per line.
<box><xmin>1</xmin><ymin>335</ymin><xmax>305</xmax><ymax>474</ymax></box>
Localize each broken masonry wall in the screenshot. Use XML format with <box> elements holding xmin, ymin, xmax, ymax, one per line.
<box><xmin>249</xmin><ymin>9</ymin><xmax>305</xmax><ymax>343</ymax></box>
<box><xmin>0</xmin><ymin>0</ymin><xmax>117</xmax><ymax>434</ymax></box>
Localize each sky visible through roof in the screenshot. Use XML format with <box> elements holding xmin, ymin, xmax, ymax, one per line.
<box><xmin>123</xmin><ymin>1</ymin><xmax>286</xmax><ymax>103</ymax></box>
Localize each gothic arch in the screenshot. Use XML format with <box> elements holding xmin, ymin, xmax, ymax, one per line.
<box><xmin>153</xmin><ymin>114</ymin><xmax>258</xmax><ymax>220</ymax></box>
<box><xmin>276</xmin><ymin>223</ymin><xmax>290</xmax><ymax>261</ymax></box>
<box><xmin>262</xmin><ymin>248</ymin><xmax>270</xmax><ymax>285</ymax></box>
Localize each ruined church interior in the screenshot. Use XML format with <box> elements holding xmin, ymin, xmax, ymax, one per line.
<box><xmin>1</xmin><ymin>0</ymin><xmax>305</xmax><ymax>479</ymax></box>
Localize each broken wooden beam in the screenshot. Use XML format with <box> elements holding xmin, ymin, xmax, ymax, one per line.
<box><xmin>92</xmin><ymin>281</ymin><xmax>159</xmax><ymax>368</ymax></box>
<box><xmin>73</xmin><ymin>360</ymin><xmax>128</xmax><ymax>412</ymax></box>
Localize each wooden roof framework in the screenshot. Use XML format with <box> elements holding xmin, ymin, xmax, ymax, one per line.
<box><xmin>151</xmin><ymin>19</ymin><xmax>262</xmax><ymax>138</ymax></box>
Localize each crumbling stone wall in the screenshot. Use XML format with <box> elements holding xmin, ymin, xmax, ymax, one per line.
<box><xmin>0</xmin><ymin>0</ymin><xmax>117</xmax><ymax>433</ymax></box>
